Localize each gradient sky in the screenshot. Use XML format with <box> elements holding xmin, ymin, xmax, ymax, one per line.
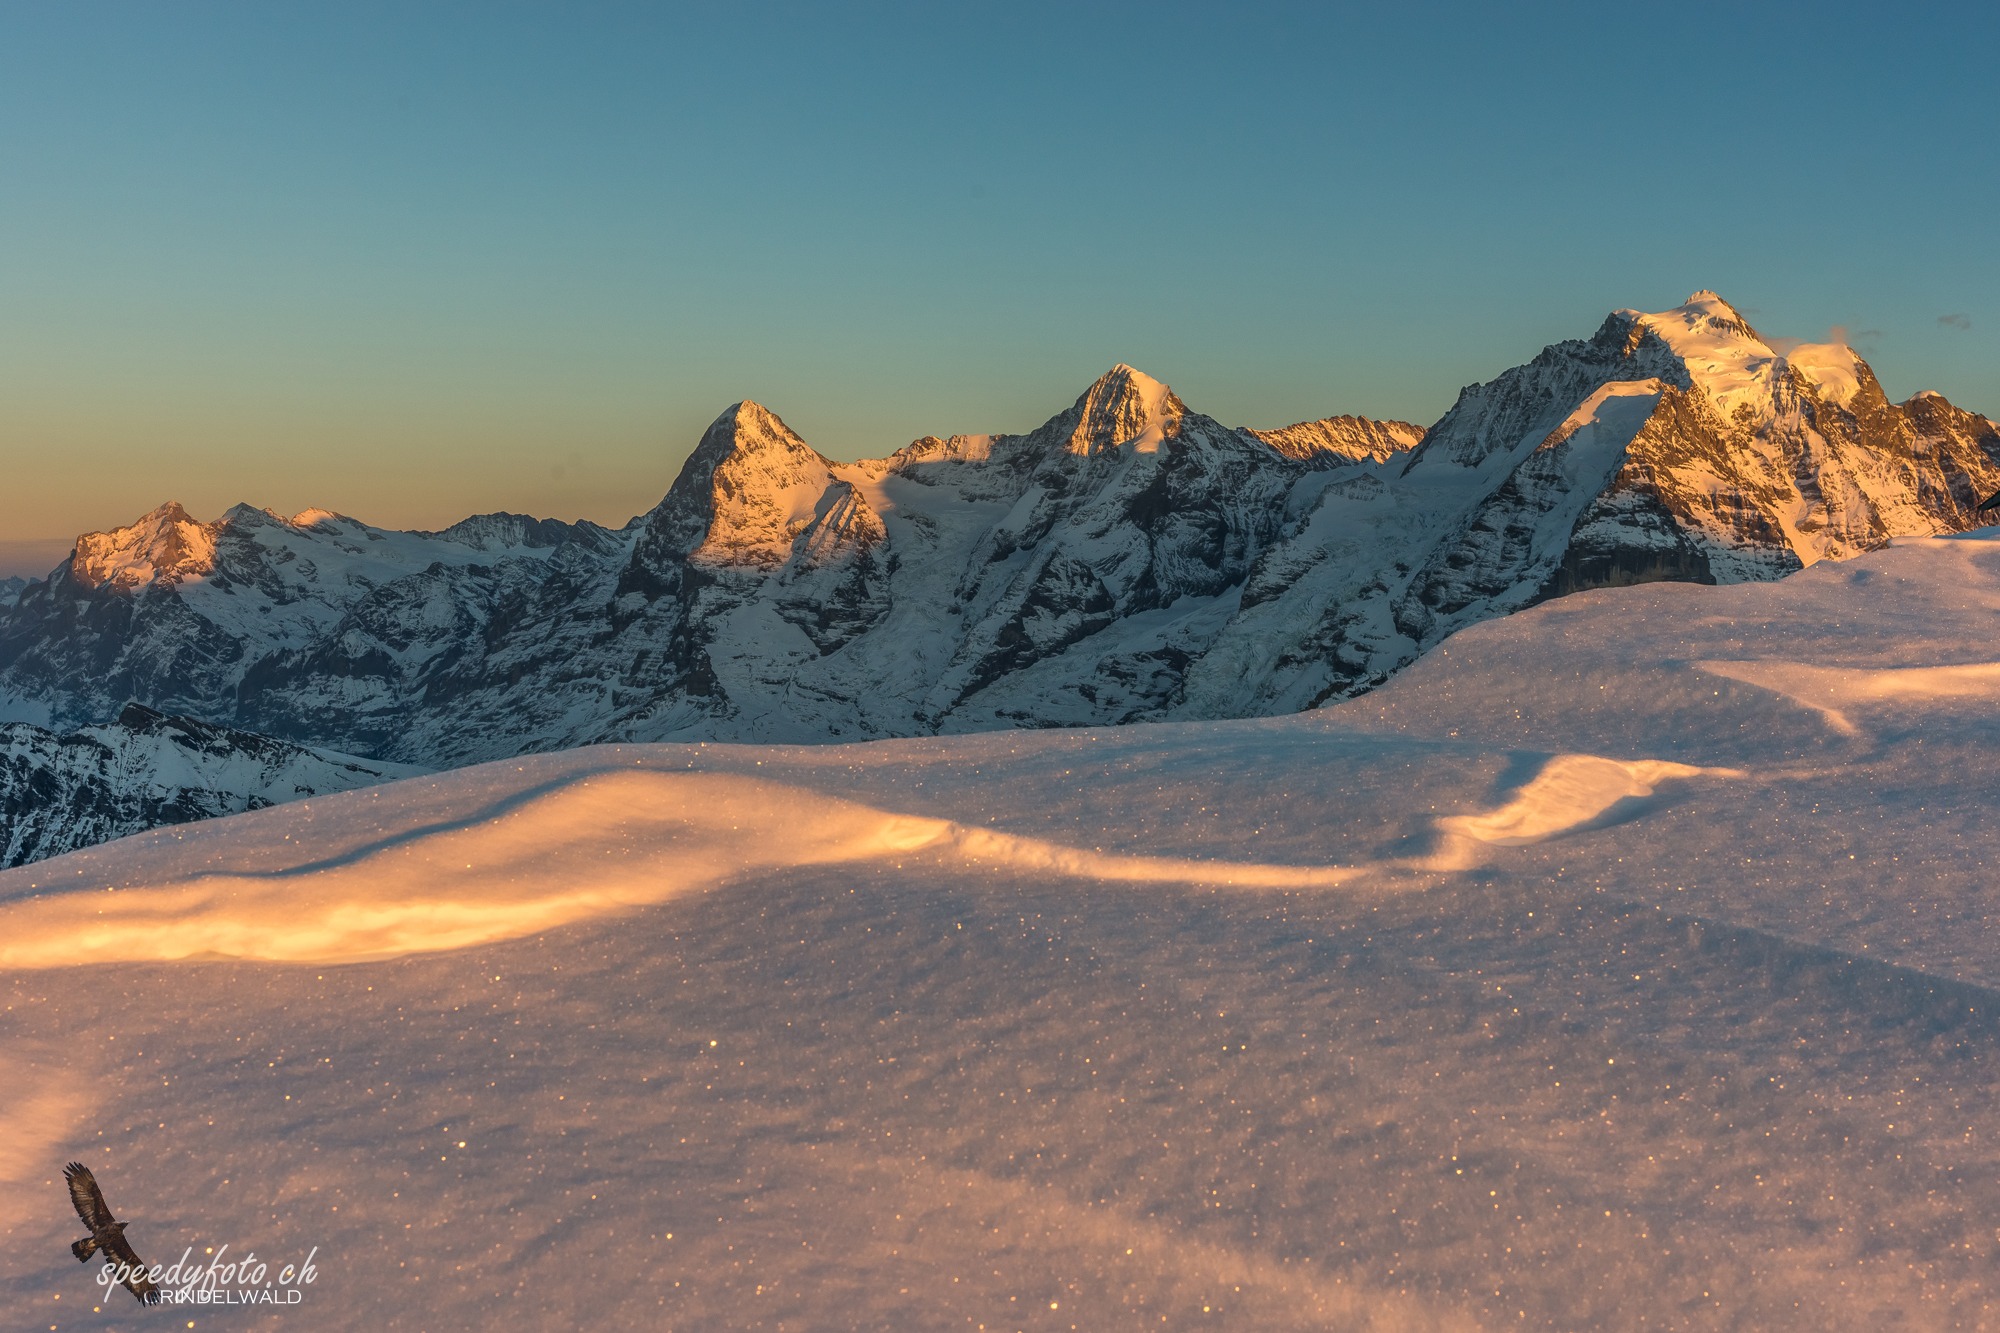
<box><xmin>3</xmin><ymin>1</ymin><xmax>1996</xmax><ymax>576</ymax></box>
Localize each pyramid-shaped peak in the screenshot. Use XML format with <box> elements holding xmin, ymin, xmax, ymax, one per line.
<box><xmin>136</xmin><ymin>499</ymin><xmax>198</xmax><ymax>526</ymax></box>
<box><xmin>728</xmin><ymin>398</ymin><xmax>787</xmax><ymax>428</ymax></box>
<box><xmin>622</xmin><ymin>396</ymin><xmax>846</xmax><ymax>587</ymax></box>
<box><xmin>1057</xmin><ymin>364</ymin><xmax>1186</xmax><ymax>457</ymax></box>
<box><xmin>702</xmin><ymin>400</ymin><xmax>825</xmax><ymax>460</ymax></box>
<box><xmin>1091</xmin><ymin>364</ymin><xmax>1176</xmax><ymax>411</ymax></box>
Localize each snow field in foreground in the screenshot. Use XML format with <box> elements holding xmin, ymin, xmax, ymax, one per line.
<box><xmin>5</xmin><ymin>532</ymin><xmax>2000</xmax><ymax>1328</ymax></box>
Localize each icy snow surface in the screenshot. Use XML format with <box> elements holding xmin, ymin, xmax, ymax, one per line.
<box><xmin>9</xmin><ymin>531</ymin><xmax>2000</xmax><ymax>1326</ymax></box>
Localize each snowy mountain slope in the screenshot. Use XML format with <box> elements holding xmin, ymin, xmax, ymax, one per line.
<box><xmin>579</xmin><ymin>365</ymin><xmax>1348</xmax><ymax>743</ymax></box>
<box><xmin>7</xmin><ymin>533</ymin><xmax>2000</xmax><ymax>1327</ymax></box>
<box><xmin>880</xmin><ymin>366</ymin><xmax>1334</xmax><ymax>731</ymax></box>
<box><xmin>1178</xmin><ymin>292</ymin><xmax>2000</xmax><ymax>715</ymax></box>
<box><xmin>2</xmin><ymin>296</ymin><xmax>1994</xmax><ymax>774</ymax></box>
<box><xmin>0</xmin><ymin>703</ymin><xmax>419</xmax><ymax>869</ymax></box>
<box><xmin>0</xmin><ymin>502</ymin><xmax>624</xmax><ymax>734</ymax></box>
<box><xmin>0</xmin><ymin>367</ymin><xmax>1372</xmax><ymax>760</ymax></box>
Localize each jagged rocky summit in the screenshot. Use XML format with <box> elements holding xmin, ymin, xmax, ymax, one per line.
<box><xmin>2</xmin><ymin>295</ymin><xmax>1996</xmax><ymax>788</ymax></box>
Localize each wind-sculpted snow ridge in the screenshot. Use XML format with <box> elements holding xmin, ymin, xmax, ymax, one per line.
<box><xmin>1</xmin><ymin>294</ymin><xmax>1995</xmax><ymax>791</ymax></box>
<box><xmin>0</xmin><ymin>744</ymin><xmax>1746</xmax><ymax>966</ymax></box>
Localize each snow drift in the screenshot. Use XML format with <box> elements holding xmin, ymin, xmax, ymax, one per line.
<box><xmin>0</xmin><ymin>744</ymin><xmax>1752</xmax><ymax>967</ymax></box>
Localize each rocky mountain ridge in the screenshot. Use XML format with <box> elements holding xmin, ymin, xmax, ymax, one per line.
<box><xmin>2</xmin><ymin>294</ymin><xmax>1995</xmax><ymax>790</ymax></box>
<box><xmin>1178</xmin><ymin>292</ymin><xmax>2000</xmax><ymax>716</ymax></box>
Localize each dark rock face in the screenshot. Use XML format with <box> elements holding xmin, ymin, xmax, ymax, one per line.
<box><xmin>2</xmin><ymin>297</ymin><xmax>1996</xmax><ymax>795</ymax></box>
<box><xmin>0</xmin><ymin>704</ymin><xmax>417</xmax><ymax>868</ymax></box>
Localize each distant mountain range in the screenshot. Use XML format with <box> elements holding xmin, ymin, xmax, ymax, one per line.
<box><xmin>0</xmin><ymin>704</ymin><xmax>414</xmax><ymax>868</ymax></box>
<box><xmin>2</xmin><ymin>290</ymin><xmax>1995</xmax><ymax>862</ymax></box>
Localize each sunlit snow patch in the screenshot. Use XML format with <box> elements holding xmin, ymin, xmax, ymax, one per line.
<box><xmin>0</xmin><ymin>768</ymin><xmax>1381</xmax><ymax>967</ymax></box>
<box><xmin>1696</xmin><ymin>658</ymin><xmax>2000</xmax><ymax>737</ymax></box>
<box><xmin>0</xmin><ymin>739</ymin><xmax>1747</xmax><ymax>968</ymax></box>
<box><xmin>1438</xmin><ymin>754</ymin><xmax>1741</xmax><ymax>847</ymax></box>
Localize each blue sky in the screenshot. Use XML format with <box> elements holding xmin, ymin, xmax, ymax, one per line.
<box><xmin>2</xmin><ymin>1</ymin><xmax>1995</xmax><ymax>568</ymax></box>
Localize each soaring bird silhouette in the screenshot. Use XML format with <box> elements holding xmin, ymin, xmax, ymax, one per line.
<box><xmin>64</xmin><ymin>1162</ymin><xmax>160</xmax><ymax>1304</ymax></box>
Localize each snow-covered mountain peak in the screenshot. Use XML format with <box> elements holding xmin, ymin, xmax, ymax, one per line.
<box><xmin>681</xmin><ymin>400</ymin><xmax>834</xmax><ymax>478</ymax></box>
<box><xmin>1625</xmin><ymin>291</ymin><xmax>1774</xmax><ymax>415</ymax></box>
<box><xmin>1625</xmin><ymin>290</ymin><xmax>1766</xmax><ymax>348</ymax></box>
<box><xmin>218</xmin><ymin>502</ymin><xmax>275</xmax><ymax>525</ymax></box>
<box><xmin>69</xmin><ymin>500</ymin><xmax>218</xmax><ymax>592</ymax></box>
<box><xmin>1057</xmin><ymin>364</ymin><xmax>1187</xmax><ymax>456</ymax></box>
<box><xmin>1102</xmin><ymin>362</ymin><xmax>1172</xmax><ymax>409</ymax></box>
<box><xmin>426</xmin><ymin>511</ymin><xmax>619</xmax><ymax>553</ymax></box>
<box><xmin>1782</xmin><ymin>341</ymin><xmax>1865</xmax><ymax>407</ymax></box>
<box><xmin>210</xmin><ymin>502</ymin><xmax>355</xmax><ymax>535</ymax></box>
<box><xmin>1674</xmin><ymin>289</ymin><xmax>1758</xmax><ymax>329</ymax></box>
<box><xmin>1623</xmin><ymin>293</ymin><xmax>1887</xmax><ymax>422</ymax></box>
<box><xmin>722</xmin><ymin>399</ymin><xmax>815</xmax><ymax>452</ymax></box>
<box><xmin>623</xmin><ymin>400</ymin><xmax>851</xmax><ymax>579</ymax></box>
<box><xmin>889</xmin><ymin>433</ymin><xmax>1001</xmax><ymax>468</ymax></box>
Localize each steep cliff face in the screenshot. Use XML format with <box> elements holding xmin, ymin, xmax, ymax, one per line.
<box><xmin>0</xmin><ymin>703</ymin><xmax>418</xmax><ymax>868</ymax></box>
<box><xmin>3</xmin><ymin>294</ymin><xmax>1995</xmax><ymax>772</ymax></box>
